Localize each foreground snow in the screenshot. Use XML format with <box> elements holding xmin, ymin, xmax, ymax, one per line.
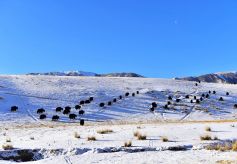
<box><xmin>0</xmin><ymin>75</ymin><xmax>237</xmax><ymax>163</ymax></box>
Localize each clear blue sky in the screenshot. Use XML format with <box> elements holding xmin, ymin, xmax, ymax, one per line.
<box><xmin>0</xmin><ymin>0</ymin><xmax>237</xmax><ymax>78</ymax></box>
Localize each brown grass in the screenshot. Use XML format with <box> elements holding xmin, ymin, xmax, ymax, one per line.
<box><xmin>205</xmin><ymin>126</ymin><xmax>211</xmax><ymax>132</ymax></box>
<box><xmin>2</xmin><ymin>144</ymin><xmax>14</xmax><ymax>150</ymax></box>
<box><xmin>74</xmin><ymin>132</ymin><xmax>80</xmax><ymax>139</ymax></box>
<box><xmin>200</xmin><ymin>135</ymin><xmax>212</xmax><ymax>141</ymax></box>
<box><xmin>124</xmin><ymin>141</ymin><xmax>132</xmax><ymax>147</ymax></box>
<box><xmin>97</xmin><ymin>129</ymin><xmax>113</xmax><ymax>134</ymax></box>
<box><xmin>87</xmin><ymin>136</ymin><xmax>96</xmax><ymax>141</ymax></box>
<box><xmin>6</xmin><ymin>138</ymin><xmax>11</xmax><ymax>142</ymax></box>
<box><xmin>161</xmin><ymin>136</ymin><xmax>169</xmax><ymax>142</ymax></box>
<box><xmin>137</xmin><ymin>134</ymin><xmax>147</xmax><ymax>140</ymax></box>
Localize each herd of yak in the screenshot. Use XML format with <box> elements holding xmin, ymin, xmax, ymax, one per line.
<box><xmin>9</xmin><ymin>82</ymin><xmax>237</xmax><ymax>124</ymax></box>
<box><xmin>9</xmin><ymin>91</ymin><xmax>140</xmax><ymax>125</ymax></box>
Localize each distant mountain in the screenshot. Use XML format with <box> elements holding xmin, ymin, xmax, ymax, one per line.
<box><xmin>175</xmin><ymin>71</ymin><xmax>237</xmax><ymax>84</ymax></box>
<box><xmin>27</xmin><ymin>71</ymin><xmax>144</xmax><ymax>78</ymax></box>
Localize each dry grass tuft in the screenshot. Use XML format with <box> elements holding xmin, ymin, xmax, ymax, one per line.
<box><xmin>161</xmin><ymin>136</ymin><xmax>169</xmax><ymax>142</ymax></box>
<box><xmin>97</xmin><ymin>129</ymin><xmax>113</xmax><ymax>134</ymax></box>
<box><xmin>137</xmin><ymin>134</ymin><xmax>147</xmax><ymax>140</ymax></box>
<box><xmin>124</xmin><ymin>141</ymin><xmax>132</xmax><ymax>147</ymax></box>
<box><xmin>6</xmin><ymin>138</ymin><xmax>11</xmax><ymax>143</ymax></box>
<box><xmin>205</xmin><ymin>126</ymin><xmax>211</xmax><ymax>132</ymax></box>
<box><xmin>2</xmin><ymin>144</ymin><xmax>14</xmax><ymax>150</ymax></box>
<box><xmin>74</xmin><ymin>132</ymin><xmax>80</xmax><ymax>139</ymax></box>
<box><xmin>87</xmin><ymin>136</ymin><xmax>96</xmax><ymax>141</ymax></box>
<box><xmin>133</xmin><ymin>131</ymin><xmax>140</xmax><ymax>137</ymax></box>
<box><xmin>200</xmin><ymin>135</ymin><xmax>212</xmax><ymax>141</ymax></box>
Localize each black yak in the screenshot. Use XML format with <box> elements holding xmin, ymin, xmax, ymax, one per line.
<box><xmin>200</xmin><ymin>97</ymin><xmax>203</xmax><ymax>101</ymax></box>
<box><xmin>168</xmin><ymin>96</ymin><xmax>172</xmax><ymax>100</ymax></box>
<box><xmin>99</xmin><ymin>103</ymin><xmax>105</xmax><ymax>107</ymax></box>
<box><xmin>113</xmin><ymin>98</ymin><xmax>117</xmax><ymax>103</ymax></box>
<box><xmin>85</xmin><ymin>100</ymin><xmax>90</xmax><ymax>104</ymax></box>
<box><xmin>195</xmin><ymin>83</ymin><xmax>198</xmax><ymax>86</ymax></box>
<box><xmin>108</xmin><ymin>101</ymin><xmax>112</xmax><ymax>106</ymax></box>
<box><xmin>75</xmin><ymin>105</ymin><xmax>81</xmax><ymax>110</ymax></box>
<box><xmin>209</xmin><ymin>90</ymin><xmax>211</xmax><ymax>94</ymax></box>
<box><xmin>69</xmin><ymin>114</ymin><xmax>77</xmax><ymax>119</ymax></box>
<box><xmin>167</xmin><ymin>101</ymin><xmax>171</xmax><ymax>105</ymax></box>
<box><xmin>125</xmin><ymin>92</ymin><xmax>129</xmax><ymax>97</ymax></box>
<box><xmin>176</xmin><ymin>99</ymin><xmax>180</xmax><ymax>103</ymax></box>
<box><xmin>80</xmin><ymin>100</ymin><xmax>85</xmax><ymax>105</ymax></box>
<box><xmin>151</xmin><ymin>102</ymin><xmax>157</xmax><ymax>108</ymax></box>
<box><xmin>202</xmin><ymin>94</ymin><xmax>205</xmax><ymax>97</ymax></box>
<box><xmin>185</xmin><ymin>95</ymin><xmax>189</xmax><ymax>99</ymax></box>
<box><xmin>119</xmin><ymin>95</ymin><xmax>123</xmax><ymax>99</ymax></box>
<box><xmin>80</xmin><ymin>119</ymin><xmax>85</xmax><ymax>126</ymax></box>
<box><xmin>39</xmin><ymin>114</ymin><xmax>46</xmax><ymax>119</ymax></box>
<box><xmin>234</xmin><ymin>104</ymin><xmax>237</xmax><ymax>108</ymax></box>
<box><xmin>190</xmin><ymin>100</ymin><xmax>193</xmax><ymax>103</ymax></box>
<box><xmin>226</xmin><ymin>92</ymin><xmax>230</xmax><ymax>96</ymax></box>
<box><xmin>56</xmin><ymin>107</ymin><xmax>63</xmax><ymax>112</ymax></box>
<box><xmin>136</xmin><ymin>91</ymin><xmax>139</xmax><ymax>94</ymax></box>
<box><xmin>79</xmin><ymin>110</ymin><xmax>85</xmax><ymax>115</ymax></box>
<box><xmin>65</xmin><ymin>106</ymin><xmax>71</xmax><ymax>111</ymax></box>
<box><xmin>37</xmin><ymin>108</ymin><xmax>45</xmax><ymax>114</ymax></box>
<box><xmin>196</xmin><ymin>99</ymin><xmax>200</xmax><ymax>104</ymax></box>
<box><xmin>149</xmin><ymin>107</ymin><xmax>155</xmax><ymax>112</ymax></box>
<box><xmin>206</xmin><ymin>94</ymin><xmax>209</xmax><ymax>98</ymax></box>
<box><xmin>52</xmin><ymin>115</ymin><xmax>59</xmax><ymax>121</ymax></box>
<box><xmin>89</xmin><ymin>97</ymin><xmax>94</xmax><ymax>101</ymax></box>
<box><xmin>63</xmin><ymin>108</ymin><xmax>71</xmax><ymax>115</ymax></box>
<box><xmin>219</xmin><ymin>97</ymin><xmax>224</xmax><ymax>101</ymax></box>
<box><xmin>11</xmin><ymin>106</ymin><xmax>18</xmax><ymax>112</ymax></box>
<box><xmin>213</xmin><ymin>91</ymin><xmax>216</xmax><ymax>94</ymax></box>
<box><xmin>132</xmin><ymin>93</ymin><xmax>135</xmax><ymax>97</ymax></box>
<box><xmin>194</xmin><ymin>96</ymin><xmax>197</xmax><ymax>100</ymax></box>
<box><xmin>164</xmin><ymin>104</ymin><xmax>169</xmax><ymax>109</ymax></box>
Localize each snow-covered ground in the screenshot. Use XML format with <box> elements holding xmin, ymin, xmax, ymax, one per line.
<box><xmin>0</xmin><ymin>75</ymin><xmax>237</xmax><ymax>163</ymax></box>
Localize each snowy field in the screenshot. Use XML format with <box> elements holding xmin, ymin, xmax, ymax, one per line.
<box><xmin>0</xmin><ymin>75</ymin><xmax>237</xmax><ymax>163</ymax></box>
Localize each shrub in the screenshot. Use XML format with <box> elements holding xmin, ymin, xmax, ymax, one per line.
<box><xmin>74</xmin><ymin>132</ymin><xmax>80</xmax><ymax>139</ymax></box>
<box><xmin>97</xmin><ymin>129</ymin><xmax>113</xmax><ymax>134</ymax></box>
<box><xmin>133</xmin><ymin>131</ymin><xmax>140</xmax><ymax>137</ymax></box>
<box><xmin>6</xmin><ymin>138</ymin><xmax>11</xmax><ymax>142</ymax></box>
<box><xmin>137</xmin><ymin>134</ymin><xmax>147</xmax><ymax>140</ymax></box>
<box><xmin>124</xmin><ymin>141</ymin><xmax>132</xmax><ymax>147</ymax></box>
<box><xmin>87</xmin><ymin>136</ymin><xmax>96</xmax><ymax>141</ymax></box>
<box><xmin>205</xmin><ymin>126</ymin><xmax>211</xmax><ymax>132</ymax></box>
<box><xmin>232</xmin><ymin>141</ymin><xmax>237</xmax><ymax>151</ymax></box>
<box><xmin>2</xmin><ymin>144</ymin><xmax>14</xmax><ymax>150</ymax></box>
<box><xmin>200</xmin><ymin>135</ymin><xmax>212</xmax><ymax>141</ymax></box>
<box><xmin>161</xmin><ymin>136</ymin><xmax>169</xmax><ymax>142</ymax></box>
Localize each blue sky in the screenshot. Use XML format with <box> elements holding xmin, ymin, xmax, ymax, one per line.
<box><xmin>0</xmin><ymin>0</ymin><xmax>236</xmax><ymax>78</ymax></box>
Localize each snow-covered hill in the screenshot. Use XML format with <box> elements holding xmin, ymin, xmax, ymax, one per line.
<box><xmin>175</xmin><ymin>71</ymin><xmax>237</xmax><ymax>84</ymax></box>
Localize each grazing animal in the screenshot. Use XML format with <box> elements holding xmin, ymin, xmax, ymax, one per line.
<box><xmin>200</xmin><ymin>97</ymin><xmax>203</xmax><ymax>101</ymax></box>
<box><xmin>209</xmin><ymin>91</ymin><xmax>211</xmax><ymax>94</ymax></box>
<box><xmin>194</xmin><ymin>96</ymin><xmax>197</xmax><ymax>100</ymax></box>
<box><xmin>80</xmin><ymin>119</ymin><xmax>85</xmax><ymax>126</ymax></box>
<box><xmin>56</xmin><ymin>107</ymin><xmax>63</xmax><ymax>112</ymax></box>
<box><xmin>80</xmin><ymin>100</ymin><xmax>85</xmax><ymax>105</ymax></box>
<box><xmin>108</xmin><ymin>101</ymin><xmax>112</xmax><ymax>106</ymax></box>
<box><xmin>99</xmin><ymin>103</ymin><xmax>105</xmax><ymax>107</ymax></box>
<box><xmin>119</xmin><ymin>95</ymin><xmax>123</xmax><ymax>99</ymax></box>
<box><xmin>226</xmin><ymin>92</ymin><xmax>230</xmax><ymax>96</ymax></box>
<box><xmin>113</xmin><ymin>98</ymin><xmax>117</xmax><ymax>103</ymax></box>
<box><xmin>75</xmin><ymin>105</ymin><xmax>81</xmax><ymax>110</ymax></box>
<box><xmin>149</xmin><ymin>107</ymin><xmax>155</xmax><ymax>112</ymax></box>
<box><xmin>219</xmin><ymin>97</ymin><xmax>224</xmax><ymax>101</ymax></box>
<box><xmin>234</xmin><ymin>104</ymin><xmax>237</xmax><ymax>108</ymax></box>
<box><xmin>206</xmin><ymin>94</ymin><xmax>209</xmax><ymax>98</ymax></box>
<box><xmin>185</xmin><ymin>95</ymin><xmax>189</xmax><ymax>99</ymax></box>
<box><xmin>195</xmin><ymin>83</ymin><xmax>198</xmax><ymax>86</ymax></box>
<box><xmin>190</xmin><ymin>100</ymin><xmax>193</xmax><ymax>103</ymax></box>
<box><xmin>202</xmin><ymin>94</ymin><xmax>205</xmax><ymax>97</ymax></box>
<box><xmin>164</xmin><ymin>104</ymin><xmax>169</xmax><ymax>109</ymax></box>
<box><xmin>151</xmin><ymin>102</ymin><xmax>157</xmax><ymax>108</ymax></box>
<box><xmin>196</xmin><ymin>99</ymin><xmax>200</xmax><ymax>104</ymax></box>
<box><xmin>167</xmin><ymin>101</ymin><xmax>171</xmax><ymax>105</ymax></box>
<box><xmin>65</xmin><ymin>106</ymin><xmax>71</xmax><ymax>111</ymax></box>
<box><xmin>79</xmin><ymin>110</ymin><xmax>85</xmax><ymax>115</ymax></box>
<box><xmin>63</xmin><ymin>109</ymin><xmax>71</xmax><ymax>115</ymax></box>
<box><xmin>85</xmin><ymin>100</ymin><xmax>90</xmax><ymax>104</ymax></box>
<box><xmin>39</xmin><ymin>114</ymin><xmax>46</xmax><ymax>120</ymax></box>
<box><xmin>132</xmin><ymin>93</ymin><xmax>135</xmax><ymax>97</ymax></box>
<box><xmin>198</xmin><ymin>80</ymin><xmax>201</xmax><ymax>83</ymax></box>
<box><xmin>69</xmin><ymin>114</ymin><xmax>77</xmax><ymax>119</ymax></box>
<box><xmin>176</xmin><ymin>99</ymin><xmax>180</xmax><ymax>103</ymax></box>
<box><xmin>136</xmin><ymin>91</ymin><xmax>139</xmax><ymax>94</ymax></box>
<box><xmin>52</xmin><ymin>115</ymin><xmax>59</xmax><ymax>121</ymax></box>
<box><xmin>37</xmin><ymin>108</ymin><xmax>45</xmax><ymax>114</ymax></box>
<box><xmin>125</xmin><ymin>92</ymin><xmax>129</xmax><ymax>97</ymax></box>
<box><xmin>89</xmin><ymin>97</ymin><xmax>94</xmax><ymax>101</ymax></box>
<box><xmin>168</xmin><ymin>96</ymin><xmax>172</xmax><ymax>100</ymax></box>
<box><xmin>11</xmin><ymin>106</ymin><xmax>18</xmax><ymax>112</ymax></box>
<box><xmin>213</xmin><ymin>91</ymin><xmax>216</xmax><ymax>94</ymax></box>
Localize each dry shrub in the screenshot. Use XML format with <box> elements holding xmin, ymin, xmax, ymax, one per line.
<box><xmin>74</xmin><ymin>132</ymin><xmax>80</xmax><ymax>139</ymax></box>
<box><xmin>2</xmin><ymin>144</ymin><xmax>14</xmax><ymax>150</ymax></box>
<box><xmin>137</xmin><ymin>134</ymin><xmax>146</xmax><ymax>140</ymax></box>
<box><xmin>205</xmin><ymin>126</ymin><xmax>211</xmax><ymax>132</ymax></box>
<box><xmin>200</xmin><ymin>135</ymin><xmax>212</xmax><ymax>141</ymax></box>
<box><xmin>124</xmin><ymin>141</ymin><xmax>132</xmax><ymax>147</ymax></box>
<box><xmin>97</xmin><ymin>129</ymin><xmax>113</xmax><ymax>134</ymax></box>
<box><xmin>161</xmin><ymin>136</ymin><xmax>169</xmax><ymax>142</ymax></box>
<box><xmin>87</xmin><ymin>136</ymin><xmax>96</xmax><ymax>141</ymax></box>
